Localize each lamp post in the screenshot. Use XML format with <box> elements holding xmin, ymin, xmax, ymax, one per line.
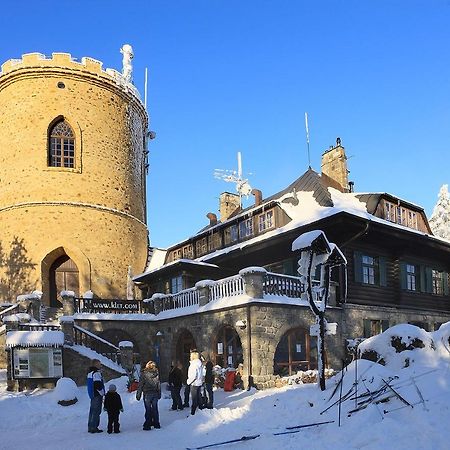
<box><xmin>292</xmin><ymin>230</ymin><xmax>347</xmax><ymax>391</ymax></box>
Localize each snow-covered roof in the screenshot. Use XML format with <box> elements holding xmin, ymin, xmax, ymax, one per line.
<box><xmin>134</xmin><ymin>258</ymin><xmax>219</xmax><ymax>280</ymax></box>
<box><xmin>145</xmin><ymin>169</ymin><xmax>449</xmax><ymax>272</ymax></box>
<box><xmin>6</xmin><ymin>331</ymin><xmax>64</xmax><ymax>348</ymax></box>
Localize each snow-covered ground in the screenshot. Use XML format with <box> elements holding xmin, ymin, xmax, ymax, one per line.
<box><xmin>2</xmin><ymin>323</ymin><xmax>450</xmax><ymax>450</ymax></box>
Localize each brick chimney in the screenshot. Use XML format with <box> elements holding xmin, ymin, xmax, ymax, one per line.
<box><xmin>251</xmin><ymin>188</ymin><xmax>262</xmax><ymax>206</ymax></box>
<box><xmin>219</xmin><ymin>192</ymin><xmax>240</xmax><ymax>222</ymax></box>
<box><xmin>207</xmin><ymin>212</ymin><xmax>218</xmax><ymax>226</ymax></box>
<box><xmin>321</xmin><ymin>137</ymin><xmax>349</xmax><ymax>192</ymax></box>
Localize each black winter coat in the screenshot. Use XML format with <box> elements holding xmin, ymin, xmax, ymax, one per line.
<box><xmin>104</xmin><ymin>391</ymin><xmax>123</xmax><ymax>414</ymax></box>
<box><xmin>168</xmin><ymin>367</ymin><xmax>183</xmax><ymax>387</ymax></box>
<box><xmin>136</xmin><ymin>369</ymin><xmax>161</xmax><ymax>400</ymax></box>
<box><xmin>204</xmin><ymin>361</ymin><xmax>214</xmax><ymax>384</ymax></box>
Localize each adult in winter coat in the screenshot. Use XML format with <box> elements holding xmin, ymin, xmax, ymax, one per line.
<box><xmin>204</xmin><ymin>359</ymin><xmax>214</xmax><ymax>409</ymax></box>
<box><xmin>168</xmin><ymin>361</ymin><xmax>184</xmax><ymax>410</ymax></box>
<box><xmin>103</xmin><ymin>384</ymin><xmax>124</xmax><ymax>434</ymax></box>
<box><xmin>87</xmin><ymin>359</ymin><xmax>105</xmax><ymax>433</ymax></box>
<box><xmin>136</xmin><ymin>361</ymin><xmax>161</xmax><ymax>430</ymax></box>
<box><xmin>186</xmin><ymin>351</ymin><xmax>204</xmax><ymax>415</ymax></box>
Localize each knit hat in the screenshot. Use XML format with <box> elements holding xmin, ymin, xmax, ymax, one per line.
<box><xmin>108</xmin><ymin>384</ymin><xmax>117</xmax><ymax>392</ymax></box>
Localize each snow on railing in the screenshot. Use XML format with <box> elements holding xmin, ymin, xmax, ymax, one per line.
<box><xmin>73</xmin><ymin>324</ymin><xmax>120</xmax><ymax>364</ymax></box>
<box><xmin>171</xmin><ymin>287</ymin><xmax>200</xmax><ymax>309</ymax></box>
<box><xmin>209</xmin><ymin>274</ymin><xmax>244</xmax><ymax>302</ymax></box>
<box><xmin>263</xmin><ymin>272</ymin><xmax>304</xmax><ymax>298</ymax></box>
<box><xmin>0</xmin><ymin>303</ymin><xmax>19</xmax><ymax>321</ymax></box>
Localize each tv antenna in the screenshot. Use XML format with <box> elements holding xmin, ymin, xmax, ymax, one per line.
<box><xmin>214</xmin><ymin>151</ymin><xmax>252</xmax><ymax>207</ymax></box>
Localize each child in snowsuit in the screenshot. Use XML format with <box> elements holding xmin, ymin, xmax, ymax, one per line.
<box><xmin>103</xmin><ymin>384</ymin><xmax>124</xmax><ymax>434</ymax></box>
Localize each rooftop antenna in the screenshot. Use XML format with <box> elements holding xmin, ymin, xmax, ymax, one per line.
<box><xmin>305</xmin><ymin>112</ymin><xmax>311</xmax><ymax>168</ymax></box>
<box><xmin>214</xmin><ymin>151</ymin><xmax>252</xmax><ymax>208</ymax></box>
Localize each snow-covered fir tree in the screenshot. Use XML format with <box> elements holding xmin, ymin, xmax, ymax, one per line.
<box><xmin>430</xmin><ymin>184</ymin><xmax>450</xmax><ymax>240</ymax></box>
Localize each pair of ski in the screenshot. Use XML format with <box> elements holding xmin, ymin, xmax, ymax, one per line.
<box><xmin>185</xmin><ymin>420</ymin><xmax>335</xmax><ymax>449</ymax></box>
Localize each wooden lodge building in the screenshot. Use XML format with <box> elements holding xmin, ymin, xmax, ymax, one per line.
<box><xmin>125</xmin><ymin>138</ymin><xmax>450</xmax><ymax>387</ymax></box>
<box><xmin>2</xmin><ymin>138</ymin><xmax>450</xmax><ymax>390</ymax></box>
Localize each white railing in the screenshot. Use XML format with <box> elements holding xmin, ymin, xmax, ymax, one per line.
<box><xmin>168</xmin><ymin>287</ymin><xmax>200</xmax><ymax>310</ymax></box>
<box><xmin>209</xmin><ymin>274</ymin><xmax>244</xmax><ymax>302</ymax></box>
<box><xmin>263</xmin><ymin>272</ymin><xmax>304</xmax><ymax>298</ymax></box>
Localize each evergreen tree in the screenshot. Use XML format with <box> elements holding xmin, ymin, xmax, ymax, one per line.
<box><xmin>429</xmin><ymin>184</ymin><xmax>450</xmax><ymax>240</ymax></box>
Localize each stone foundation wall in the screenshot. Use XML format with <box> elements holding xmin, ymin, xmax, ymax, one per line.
<box><xmin>63</xmin><ymin>347</ymin><xmax>126</xmax><ymax>386</ymax></box>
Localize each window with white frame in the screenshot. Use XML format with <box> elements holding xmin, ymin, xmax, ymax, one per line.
<box><xmin>171</xmin><ymin>275</ymin><xmax>183</xmax><ymax>294</ymax></box>
<box><xmin>239</xmin><ymin>218</ymin><xmax>253</xmax><ymax>238</ymax></box>
<box><xmin>432</xmin><ymin>270</ymin><xmax>444</xmax><ymax>295</ymax></box>
<box><xmin>224</xmin><ymin>224</ymin><xmax>239</xmax><ymax>245</ymax></box>
<box><xmin>362</xmin><ymin>255</ymin><xmax>377</xmax><ymax>285</ymax></box>
<box><xmin>258</xmin><ymin>210</ymin><xmax>274</xmax><ymax>232</ymax></box>
<box><xmin>384</xmin><ymin>201</ymin><xmax>396</xmax><ymax>223</ymax></box>
<box><xmin>406</xmin><ymin>264</ymin><xmax>419</xmax><ymax>291</ymax></box>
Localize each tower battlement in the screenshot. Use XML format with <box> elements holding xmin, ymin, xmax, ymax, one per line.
<box><xmin>0</xmin><ymin>52</ymin><xmax>142</xmax><ymax>103</ymax></box>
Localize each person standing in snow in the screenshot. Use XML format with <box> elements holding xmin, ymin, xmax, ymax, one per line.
<box><xmin>186</xmin><ymin>350</ymin><xmax>204</xmax><ymax>415</ymax></box>
<box><xmin>204</xmin><ymin>357</ymin><xmax>214</xmax><ymax>409</ymax></box>
<box><xmin>136</xmin><ymin>361</ymin><xmax>161</xmax><ymax>430</ymax></box>
<box><xmin>87</xmin><ymin>359</ymin><xmax>105</xmax><ymax>433</ymax></box>
<box><xmin>168</xmin><ymin>361</ymin><xmax>184</xmax><ymax>410</ymax></box>
<box><xmin>103</xmin><ymin>384</ymin><xmax>124</xmax><ymax>434</ymax></box>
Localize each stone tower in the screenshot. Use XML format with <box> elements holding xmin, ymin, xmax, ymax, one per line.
<box><xmin>321</xmin><ymin>137</ymin><xmax>349</xmax><ymax>192</ymax></box>
<box><xmin>0</xmin><ymin>52</ymin><xmax>149</xmax><ymax>304</ymax></box>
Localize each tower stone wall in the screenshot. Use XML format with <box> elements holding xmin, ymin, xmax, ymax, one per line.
<box><xmin>0</xmin><ymin>52</ymin><xmax>149</xmax><ymax>302</ymax></box>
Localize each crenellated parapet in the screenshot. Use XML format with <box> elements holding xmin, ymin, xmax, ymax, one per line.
<box><xmin>0</xmin><ymin>52</ymin><xmax>142</xmax><ymax>104</ymax></box>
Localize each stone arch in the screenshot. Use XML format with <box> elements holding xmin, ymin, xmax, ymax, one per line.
<box><xmin>213</xmin><ymin>324</ymin><xmax>243</xmax><ymax>368</ymax></box>
<box><xmin>273</xmin><ymin>326</ymin><xmax>317</xmax><ymax>377</ymax></box>
<box><xmin>41</xmin><ymin>245</ymin><xmax>91</xmax><ymax>306</ymax></box>
<box><xmin>172</xmin><ymin>328</ymin><xmax>197</xmax><ymax>370</ymax></box>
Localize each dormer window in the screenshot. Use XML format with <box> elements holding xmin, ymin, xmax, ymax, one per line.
<box><xmin>48</xmin><ymin>120</ymin><xmax>75</xmax><ymax>168</ymax></box>
<box><xmin>384</xmin><ymin>201</ymin><xmax>418</xmax><ymax>230</ymax></box>
<box><xmin>258</xmin><ymin>210</ymin><xmax>274</xmax><ymax>232</ymax></box>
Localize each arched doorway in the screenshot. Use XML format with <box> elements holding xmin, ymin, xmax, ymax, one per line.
<box><xmin>273</xmin><ymin>327</ymin><xmax>317</xmax><ymax>377</ymax></box>
<box><xmin>49</xmin><ymin>255</ymin><xmax>79</xmax><ymax>307</ymax></box>
<box><xmin>175</xmin><ymin>330</ymin><xmax>197</xmax><ymax>370</ymax></box>
<box><xmin>214</xmin><ymin>326</ymin><xmax>243</xmax><ymax>368</ymax></box>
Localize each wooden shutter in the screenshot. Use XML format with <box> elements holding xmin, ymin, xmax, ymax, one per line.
<box><xmin>425</xmin><ymin>267</ymin><xmax>433</xmax><ymax>293</ymax></box>
<box><xmin>400</xmin><ymin>262</ymin><xmax>407</xmax><ymax>290</ymax></box>
<box><xmin>379</xmin><ymin>257</ymin><xmax>387</xmax><ymax>287</ymax></box>
<box><xmin>354</xmin><ymin>251</ymin><xmax>363</xmax><ymax>283</ymax></box>
<box><xmin>420</xmin><ymin>266</ymin><xmax>426</xmax><ymax>293</ymax></box>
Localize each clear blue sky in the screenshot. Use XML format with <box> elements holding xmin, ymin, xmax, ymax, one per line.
<box><xmin>2</xmin><ymin>1</ymin><xmax>449</xmax><ymax>248</ymax></box>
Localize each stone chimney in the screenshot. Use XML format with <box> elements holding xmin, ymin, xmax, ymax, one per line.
<box><xmin>207</xmin><ymin>212</ymin><xmax>218</xmax><ymax>226</ymax></box>
<box><xmin>251</xmin><ymin>189</ymin><xmax>262</xmax><ymax>207</ymax></box>
<box><xmin>219</xmin><ymin>192</ymin><xmax>240</xmax><ymax>222</ymax></box>
<box><xmin>321</xmin><ymin>137</ymin><xmax>349</xmax><ymax>192</ymax></box>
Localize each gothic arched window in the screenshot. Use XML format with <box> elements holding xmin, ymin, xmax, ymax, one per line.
<box><xmin>48</xmin><ymin>120</ymin><xmax>75</xmax><ymax>168</ymax></box>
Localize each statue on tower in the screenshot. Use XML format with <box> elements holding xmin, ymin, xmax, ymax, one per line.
<box><xmin>120</xmin><ymin>44</ymin><xmax>134</xmax><ymax>83</ymax></box>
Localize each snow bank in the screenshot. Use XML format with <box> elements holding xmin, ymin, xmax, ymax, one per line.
<box><xmin>54</xmin><ymin>377</ymin><xmax>78</xmax><ymax>405</ymax></box>
<box><xmin>358</xmin><ymin>324</ymin><xmax>441</xmax><ymax>370</ymax></box>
